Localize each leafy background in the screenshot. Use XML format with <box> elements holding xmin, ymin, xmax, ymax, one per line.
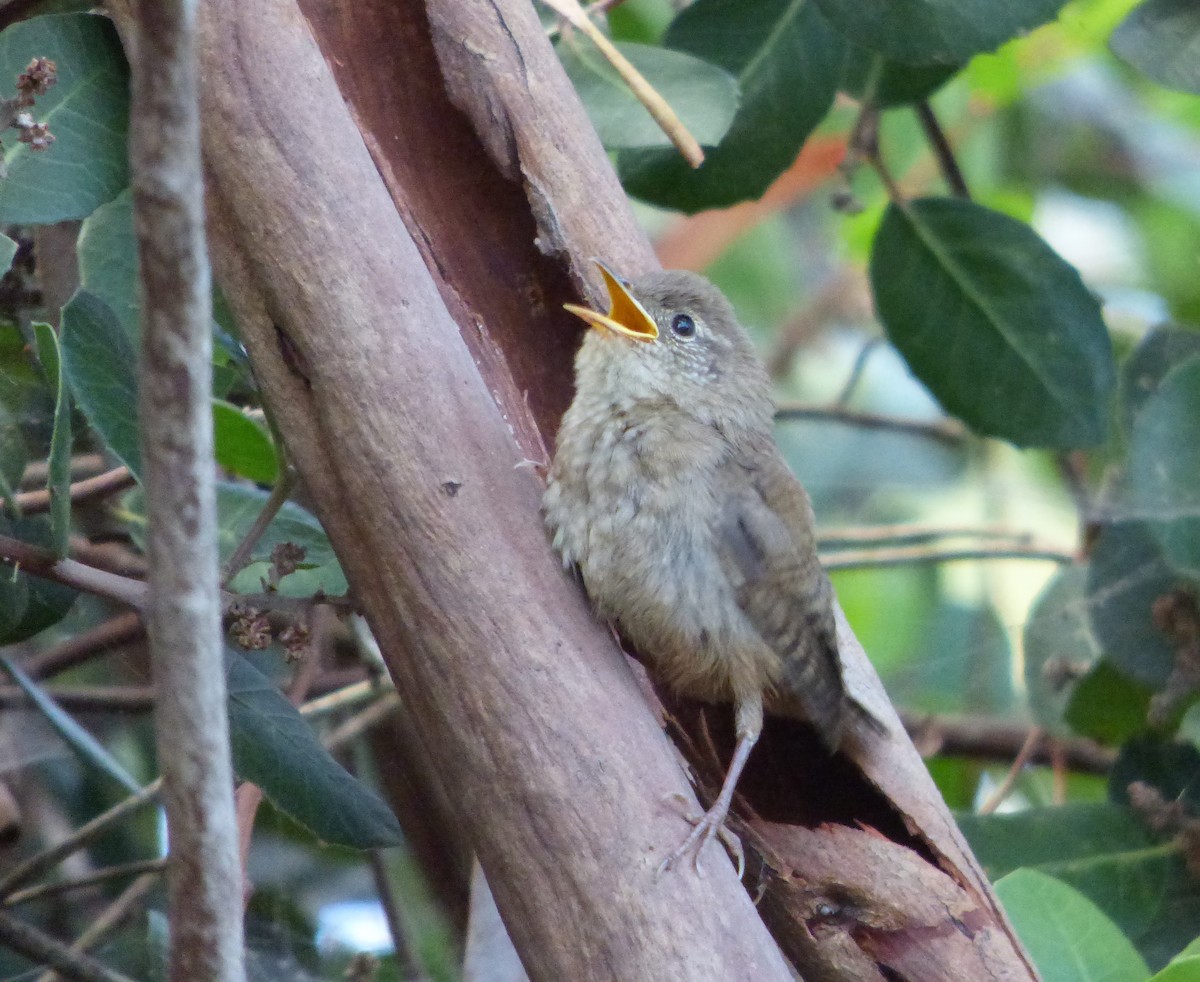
<box><xmin>0</xmin><ymin>0</ymin><xmax>1199</xmax><ymax>978</ymax></box>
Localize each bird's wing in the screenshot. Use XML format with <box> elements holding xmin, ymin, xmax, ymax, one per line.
<box><xmin>714</xmin><ymin>439</ymin><xmax>848</xmax><ymax>747</ymax></box>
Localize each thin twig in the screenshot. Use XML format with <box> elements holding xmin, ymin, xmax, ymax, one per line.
<box><xmin>542</xmin><ymin>0</ymin><xmax>704</xmax><ymax>167</ymax></box>
<box><xmin>818</xmin><ymin>523</ymin><xmax>1038</xmax><ymax>548</ymax></box>
<box><xmin>21</xmin><ymin>612</ymin><xmax>144</xmax><ymax>680</ymax></box>
<box><xmin>544</xmin><ymin>0</ymin><xmax>628</xmax><ymax>38</ymax></box>
<box><xmin>915</xmin><ymin>101</ymin><xmax>969</xmax><ymax>200</ymax></box>
<box><xmin>37</xmin><ymin>872</ymin><xmax>160</xmax><ymax>982</ymax></box>
<box><xmin>19</xmin><ymin>454</ymin><xmax>108</xmax><ymax>490</ymax></box>
<box><xmin>823</xmin><ymin>543</ymin><xmax>1076</xmax><ymax>570</ymax></box>
<box><xmin>300</xmin><ymin>677</ymin><xmax>391</xmax><ymax>718</ymax></box>
<box><xmin>979</xmin><ymin>727</ymin><xmax>1044</xmax><ymax>814</ymax></box>
<box><xmin>324</xmin><ymin>691</ymin><xmax>403</xmax><ymax>750</ymax></box>
<box><xmin>0</xmin><ymin>533</ymin><xmax>149</xmax><ymax>609</ymax></box>
<box><xmin>4</xmin><ymin>858</ymin><xmax>167</xmax><ymax>907</ymax></box>
<box><xmin>0</xmin><ymin>780</ymin><xmax>162</xmax><ymax>898</ymax></box>
<box><xmin>0</xmin><ymin>909</ymin><xmax>136</xmax><ymax>982</ymax></box>
<box><xmin>0</xmin><ymin>684</ymin><xmax>155</xmax><ymax>711</ymax></box>
<box><xmin>900</xmin><ymin>711</ymin><xmax>1114</xmax><ymax>775</ymax></box>
<box><xmin>220</xmin><ymin>467</ymin><xmax>296</xmax><ymax>586</ymax></box>
<box><xmin>0</xmin><ymin>466</ymin><xmax>135</xmax><ymax>516</ymax></box>
<box><xmin>834</xmin><ymin>338</ymin><xmax>883</xmax><ymax>406</ymax></box>
<box><xmin>774</xmin><ymin>403</ymin><xmax>967</xmax><ymax>445</ymax></box>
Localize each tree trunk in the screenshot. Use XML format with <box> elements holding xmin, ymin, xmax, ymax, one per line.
<box><xmin>148</xmin><ymin>0</ymin><xmax>1045</xmax><ymax>977</ymax></box>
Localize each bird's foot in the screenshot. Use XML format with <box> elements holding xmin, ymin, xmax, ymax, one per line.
<box><xmin>656</xmin><ymin>792</ymin><xmax>745</xmax><ymax>880</ymax></box>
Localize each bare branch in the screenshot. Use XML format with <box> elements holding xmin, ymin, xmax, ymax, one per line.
<box><xmin>129</xmin><ymin>0</ymin><xmax>245</xmax><ymax>975</ymax></box>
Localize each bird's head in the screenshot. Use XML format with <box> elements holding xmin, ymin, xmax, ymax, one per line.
<box><xmin>565</xmin><ymin>262</ymin><xmax>772</xmax><ymax>427</ymax></box>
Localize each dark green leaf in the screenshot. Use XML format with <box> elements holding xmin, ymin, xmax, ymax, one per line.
<box><xmin>1119</xmin><ymin>325</ymin><xmax>1200</xmax><ymax>437</ymax></box>
<box><xmin>995</xmin><ymin>868</ymin><xmax>1150</xmax><ymax>982</ymax></box>
<box><xmin>226</xmin><ymin>648</ymin><xmax>401</xmax><ymax>849</ymax></box>
<box><xmin>32</xmin><ymin>323</ymin><xmax>70</xmax><ymax>556</ymax></box>
<box><xmin>213</xmin><ymin>400</ymin><xmax>278</xmax><ymax>485</ymax></box>
<box><xmin>1024</xmin><ymin>565</ymin><xmax>1099</xmax><ymax>731</ymax></box>
<box><xmin>839</xmin><ymin>47</ymin><xmax>960</xmax><ymax>107</ymax></box>
<box><xmin>0</xmin><ymin>14</ymin><xmax>129</xmax><ymax>223</ymax></box>
<box><xmin>60</xmin><ymin>289</ymin><xmax>140</xmax><ymax>479</ymax></box>
<box><xmin>1087</xmin><ymin>522</ymin><xmax>1181</xmax><ymax>688</ymax></box>
<box><xmin>76</xmin><ymin>187</ymin><xmax>138</xmax><ymax>343</ymax></box>
<box><xmin>870</xmin><ymin>198</ymin><xmax>1114</xmax><ymax>448</ymax></box>
<box><xmin>1129</xmin><ymin>356</ymin><xmax>1200</xmax><ymax>577</ymax></box>
<box><xmin>960</xmin><ymin>802</ymin><xmax>1197</xmax><ymax>970</ymax></box>
<box><xmin>617</xmin><ymin>0</ymin><xmax>844</xmax><ymax>212</ymax></box>
<box><xmin>559</xmin><ymin>38</ymin><xmax>738</xmax><ymax>149</ymax></box>
<box><xmin>1111</xmin><ymin>735</ymin><xmax>1200</xmax><ymax>811</ymax></box>
<box><xmin>0</xmin><ymin>398</ymin><xmax>24</xmax><ymax>506</ymax></box>
<box><xmin>1111</xmin><ymin>0</ymin><xmax>1200</xmax><ymax>94</ymax></box>
<box><xmin>0</xmin><ymin>654</ymin><xmax>140</xmax><ymax>793</ymax></box>
<box><xmin>1065</xmin><ymin>661</ymin><xmax>1153</xmax><ymax>745</ymax></box>
<box><xmin>0</xmin><ymin>513</ymin><xmax>76</xmax><ymax>643</ymax></box>
<box><xmin>813</xmin><ymin>0</ymin><xmax>1068</xmax><ymax>65</ymax></box>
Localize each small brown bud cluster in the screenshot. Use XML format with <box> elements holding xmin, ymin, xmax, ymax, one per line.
<box><xmin>16</xmin><ymin>57</ymin><xmax>56</xmax><ymax>105</ymax></box>
<box><xmin>13</xmin><ymin>113</ymin><xmax>53</xmax><ymax>151</ymax></box>
<box><xmin>1148</xmin><ymin>588</ymin><xmax>1200</xmax><ymax>727</ymax></box>
<box><xmin>228</xmin><ymin>605</ymin><xmax>273</xmax><ymax>651</ymax></box>
<box><xmin>1128</xmin><ymin>781</ymin><xmax>1200</xmax><ymax>878</ymax></box>
<box><xmin>278</xmin><ymin>622</ymin><xmax>312</xmax><ymax>662</ymax></box>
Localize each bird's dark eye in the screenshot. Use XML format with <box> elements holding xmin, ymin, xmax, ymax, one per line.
<box><xmin>671</xmin><ymin>313</ymin><xmax>696</xmax><ymax>338</ymax></box>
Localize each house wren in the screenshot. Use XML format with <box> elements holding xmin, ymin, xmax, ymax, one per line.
<box><xmin>544</xmin><ymin>262</ymin><xmax>880</xmax><ymax>875</ymax></box>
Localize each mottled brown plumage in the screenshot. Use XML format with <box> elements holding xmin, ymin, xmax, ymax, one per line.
<box><xmin>544</xmin><ymin>264</ymin><xmax>876</xmax><ymax>874</ymax></box>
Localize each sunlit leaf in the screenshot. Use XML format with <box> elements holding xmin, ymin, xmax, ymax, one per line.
<box><xmin>559</xmin><ymin>38</ymin><xmax>738</xmax><ymax>149</ymax></box>
<box><xmin>995</xmin><ymin>868</ymin><xmax>1150</xmax><ymax>982</ymax></box>
<box><xmin>213</xmin><ymin>400</ymin><xmax>278</xmax><ymax>485</ymax></box>
<box><xmin>618</xmin><ymin>0</ymin><xmax>844</xmax><ymax>212</ymax></box>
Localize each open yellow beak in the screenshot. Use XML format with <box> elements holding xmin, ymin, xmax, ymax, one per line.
<box><xmin>563</xmin><ymin>262</ymin><xmax>658</xmax><ymax>342</ymax></box>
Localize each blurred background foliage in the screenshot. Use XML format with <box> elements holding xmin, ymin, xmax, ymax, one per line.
<box><xmin>0</xmin><ymin>0</ymin><xmax>1198</xmax><ymax>978</ymax></box>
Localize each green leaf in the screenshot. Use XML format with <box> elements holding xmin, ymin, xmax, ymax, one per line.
<box><xmin>961</xmin><ymin>802</ymin><xmax>1197</xmax><ymax>970</ymax></box>
<box><xmin>996</xmin><ymin>868</ymin><xmax>1150</xmax><ymax>982</ymax></box>
<box><xmin>0</xmin><ymin>13</ymin><xmax>129</xmax><ymax>223</ymax></box>
<box><xmin>839</xmin><ymin>47</ymin><xmax>960</xmax><ymax>107</ymax></box>
<box><xmin>559</xmin><ymin>38</ymin><xmax>738</xmax><ymax>150</ymax></box>
<box><xmin>1087</xmin><ymin>522</ymin><xmax>1181</xmax><ymax>689</ymax></box>
<box><xmin>617</xmin><ymin>0</ymin><xmax>844</xmax><ymax>212</ymax></box>
<box><xmin>0</xmin><ymin>397</ymin><xmax>25</xmax><ymax>508</ymax></box>
<box><xmin>122</xmin><ymin>482</ymin><xmax>347</xmax><ymax>598</ymax></box>
<box><xmin>1065</xmin><ymin>661</ymin><xmax>1153</xmax><ymax>745</ymax></box>
<box><xmin>1129</xmin><ymin>356</ymin><xmax>1200</xmax><ymax>578</ymax></box>
<box><xmin>870</xmin><ymin>198</ymin><xmax>1115</xmax><ymax>448</ymax></box>
<box><xmin>1</xmin><ymin>654</ymin><xmax>140</xmax><ymax>793</ymax></box>
<box><xmin>32</xmin><ymin>323</ymin><xmax>70</xmax><ymax>556</ymax></box>
<box><xmin>1119</xmin><ymin>325</ymin><xmax>1200</xmax><ymax>438</ymax></box>
<box><xmin>76</xmin><ymin>188</ymin><xmax>138</xmax><ymax>343</ymax></box>
<box><xmin>1150</xmin><ymin>956</ymin><xmax>1200</xmax><ymax>982</ymax></box>
<box><xmin>813</xmin><ymin>0</ymin><xmax>1069</xmax><ymax>65</ymax></box>
<box><xmin>60</xmin><ymin>289</ymin><xmax>140</xmax><ymax>479</ymax></box>
<box><xmin>1111</xmin><ymin>0</ymin><xmax>1200</xmax><ymax>94</ymax></box>
<box><xmin>1024</xmin><ymin>565</ymin><xmax>1099</xmax><ymax>732</ymax></box>
<box><xmin>0</xmin><ymin>513</ymin><xmax>76</xmax><ymax>644</ymax></box>
<box><xmin>0</xmin><ymin>234</ymin><xmax>17</xmax><ymax>276</ymax></box>
<box><xmin>212</xmin><ymin>400</ymin><xmax>278</xmax><ymax>485</ymax></box>
<box><xmin>226</xmin><ymin>648</ymin><xmax>401</xmax><ymax>849</ymax></box>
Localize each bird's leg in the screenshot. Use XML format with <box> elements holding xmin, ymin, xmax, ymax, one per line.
<box><xmin>658</xmin><ymin>692</ymin><xmax>762</xmax><ymax>878</ymax></box>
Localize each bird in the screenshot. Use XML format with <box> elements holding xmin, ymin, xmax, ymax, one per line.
<box><xmin>543</xmin><ymin>261</ymin><xmax>882</xmax><ymax>876</ymax></box>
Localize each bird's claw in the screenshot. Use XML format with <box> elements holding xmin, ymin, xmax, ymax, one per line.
<box><xmin>656</xmin><ymin>793</ymin><xmax>745</xmax><ymax>880</ymax></box>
